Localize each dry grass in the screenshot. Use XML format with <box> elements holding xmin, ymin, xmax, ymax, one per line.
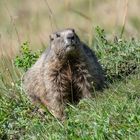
<box><xmin>0</xmin><ymin>0</ymin><xmax>140</xmax><ymax>58</ymax></box>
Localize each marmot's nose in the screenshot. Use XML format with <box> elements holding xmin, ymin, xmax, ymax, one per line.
<box><xmin>67</xmin><ymin>33</ymin><xmax>75</xmax><ymax>41</ymax></box>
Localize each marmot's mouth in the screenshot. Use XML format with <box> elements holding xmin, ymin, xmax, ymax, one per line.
<box><xmin>66</xmin><ymin>41</ymin><xmax>76</xmax><ymax>47</ymax></box>
<box><xmin>65</xmin><ymin>44</ymin><xmax>76</xmax><ymax>52</ymax></box>
<box><xmin>66</xmin><ymin>44</ymin><xmax>76</xmax><ymax>48</ymax></box>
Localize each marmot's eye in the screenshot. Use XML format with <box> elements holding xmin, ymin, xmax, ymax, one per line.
<box><xmin>56</xmin><ymin>33</ymin><xmax>60</xmax><ymax>38</ymax></box>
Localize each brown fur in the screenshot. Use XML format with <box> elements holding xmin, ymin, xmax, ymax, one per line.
<box><xmin>23</xmin><ymin>28</ymin><xmax>105</xmax><ymax>120</ymax></box>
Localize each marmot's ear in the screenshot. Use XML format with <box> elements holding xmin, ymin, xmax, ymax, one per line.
<box><xmin>72</xmin><ymin>29</ymin><xmax>75</xmax><ymax>33</ymax></box>
<box><xmin>49</xmin><ymin>35</ymin><xmax>54</xmax><ymax>41</ymax></box>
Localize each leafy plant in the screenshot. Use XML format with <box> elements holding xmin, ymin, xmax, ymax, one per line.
<box><xmin>14</xmin><ymin>42</ymin><xmax>41</xmax><ymax>72</ymax></box>
<box><xmin>94</xmin><ymin>26</ymin><xmax>140</xmax><ymax>81</ymax></box>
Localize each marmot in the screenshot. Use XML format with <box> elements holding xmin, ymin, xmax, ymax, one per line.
<box><xmin>23</xmin><ymin>28</ymin><xmax>105</xmax><ymax>120</ymax></box>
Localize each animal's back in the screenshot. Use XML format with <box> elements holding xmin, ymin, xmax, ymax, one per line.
<box><xmin>81</xmin><ymin>43</ymin><xmax>105</xmax><ymax>89</ymax></box>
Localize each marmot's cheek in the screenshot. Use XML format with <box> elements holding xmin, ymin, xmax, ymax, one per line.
<box><xmin>54</xmin><ymin>47</ymin><xmax>65</xmax><ymax>57</ymax></box>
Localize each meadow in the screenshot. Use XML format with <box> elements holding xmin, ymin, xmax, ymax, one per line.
<box><xmin>0</xmin><ymin>0</ymin><xmax>140</xmax><ymax>139</ymax></box>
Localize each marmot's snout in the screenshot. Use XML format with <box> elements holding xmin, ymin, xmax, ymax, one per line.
<box><xmin>65</xmin><ymin>31</ymin><xmax>76</xmax><ymax>47</ymax></box>
<box><xmin>64</xmin><ymin>29</ymin><xmax>81</xmax><ymax>54</ymax></box>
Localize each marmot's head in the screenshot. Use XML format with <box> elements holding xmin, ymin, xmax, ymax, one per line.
<box><xmin>49</xmin><ymin>28</ymin><xmax>81</xmax><ymax>59</ymax></box>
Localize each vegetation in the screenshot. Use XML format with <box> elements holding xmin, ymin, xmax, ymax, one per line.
<box><xmin>94</xmin><ymin>27</ymin><xmax>140</xmax><ymax>81</ymax></box>
<box><xmin>0</xmin><ymin>26</ymin><xmax>140</xmax><ymax>139</ymax></box>
<box><xmin>14</xmin><ymin>42</ymin><xmax>41</xmax><ymax>72</ymax></box>
<box><xmin>1</xmin><ymin>73</ymin><xmax>140</xmax><ymax>139</ymax></box>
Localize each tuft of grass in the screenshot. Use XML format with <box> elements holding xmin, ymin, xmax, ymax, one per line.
<box><xmin>120</xmin><ymin>0</ymin><xmax>128</xmax><ymax>38</ymax></box>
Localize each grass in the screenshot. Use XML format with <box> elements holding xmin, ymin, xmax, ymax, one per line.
<box><xmin>0</xmin><ymin>26</ymin><xmax>140</xmax><ymax>139</ymax></box>
<box><xmin>0</xmin><ymin>62</ymin><xmax>140</xmax><ymax>139</ymax></box>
